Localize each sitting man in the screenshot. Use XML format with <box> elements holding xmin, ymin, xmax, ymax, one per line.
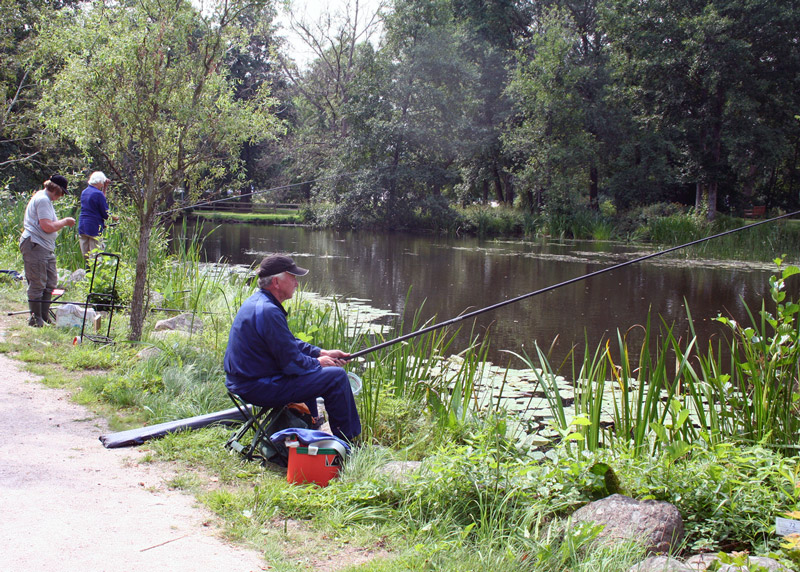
<box><xmin>224</xmin><ymin>254</ymin><xmax>361</xmax><ymax>441</ymax></box>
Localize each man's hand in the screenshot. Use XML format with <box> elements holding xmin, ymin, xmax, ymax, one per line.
<box><xmin>39</xmin><ymin>217</ymin><xmax>75</xmax><ymax>233</ymax></box>
<box><xmin>319</xmin><ymin>349</ymin><xmax>350</xmax><ymax>367</ymax></box>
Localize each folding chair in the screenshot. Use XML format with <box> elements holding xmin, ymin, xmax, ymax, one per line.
<box><xmin>224</xmin><ymin>391</ymin><xmax>282</xmax><ymax>465</ymax></box>
<box><xmin>225</xmin><ymin>392</ymin><xmax>314</xmax><ymax>467</ymax></box>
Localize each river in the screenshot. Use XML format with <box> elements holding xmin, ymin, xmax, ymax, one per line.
<box><xmin>178</xmin><ymin>221</ymin><xmax>794</xmax><ymax>374</ymax></box>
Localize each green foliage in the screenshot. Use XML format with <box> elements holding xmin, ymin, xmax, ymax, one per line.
<box><xmin>193</xmin><ymin>211</ymin><xmax>301</xmax><ymax>224</ymax></box>
<box><xmin>713</xmin><ymin>258</ymin><xmax>800</xmax><ymax>448</ymax></box>
<box><xmin>458</xmin><ymin>205</ymin><xmax>533</xmax><ymax>237</ymax></box>
<box><xmin>778</xmin><ymin>530</ymin><xmax>800</xmax><ymax>569</ymax></box>
<box><xmin>616</xmin><ymin>443</ymin><xmax>800</xmax><ymax>552</ymax></box>
<box><xmin>512</xmin><ymin>260</ymin><xmax>800</xmax><ymax>457</ymax></box>
<box><xmin>603</xmin><ymin>0</ymin><xmax>800</xmax><ymax>216</ymax></box>
<box><xmin>35</xmin><ymin>0</ymin><xmax>284</xmax><ymax>340</ymax></box>
<box><xmin>357</xmin><ymin>302</ymin><xmax>490</xmax><ymax>444</ymax></box>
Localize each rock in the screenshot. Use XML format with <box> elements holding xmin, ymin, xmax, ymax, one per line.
<box><xmin>685</xmin><ymin>554</ymin><xmax>790</xmax><ymax>571</ymax></box>
<box><xmin>154</xmin><ymin>312</ymin><xmax>203</xmax><ymax>334</ymax></box>
<box><xmin>629</xmin><ymin>556</ymin><xmax>692</xmax><ymax>572</ymax></box>
<box><xmin>55</xmin><ymin>304</ymin><xmax>96</xmax><ymax>329</ymax></box>
<box><xmin>136</xmin><ymin>346</ymin><xmax>162</xmax><ymax>360</ymax></box>
<box><xmin>65</xmin><ymin>268</ymin><xmax>86</xmax><ymax>286</ymax></box>
<box><xmin>376</xmin><ymin>461</ymin><xmax>422</xmax><ymax>482</ymax></box>
<box><xmin>149</xmin><ymin>291</ymin><xmax>166</xmax><ymax>308</ymax></box>
<box><xmin>571</xmin><ymin>494</ymin><xmax>684</xmax><ymax>554</ymax></box>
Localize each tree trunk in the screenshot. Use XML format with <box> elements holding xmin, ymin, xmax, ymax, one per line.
<box><xmin>502</xmin><ymin>170</ymin><xmax>514</xmax><ymax>204</ymax></box>
<box><xmin>706</xmin><ymin>181</ymin><xmax>718</xmax><ymax>221</ymax></box>
<box><xmin>706</xmin><ymin>89</ymin><xmax>724</xmax><ymax>221</ymax></box>
<box><xmin>129</xmin><ymin>209</ymin><xmax>154</xmax><ymax>341</ymax></box>
<box><xmin>589</xmin><ymin>164</ymin><xmax>598</xmax><ymax>210</ymax></box>
<box><xmin>524</xmin><ymin>190</ymin><xmax>534</xmax><ymax>213</ymax></box>
<box><xmin>741</xmin><ymin>163</ymin><xmax>758</xmax><ymax>204</ymax></box>
<box><xmin>695</xmin><ymin>182</ymin><xmax>704</xmax><ymax>211</ymax></box>
<box><xmin>493</xmin><ymin>175</ymin><xmax>504</xmax><ymax>204</ymax></box>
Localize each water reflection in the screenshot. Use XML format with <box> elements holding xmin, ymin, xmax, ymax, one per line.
<box><xmin>181</xmin><ymin>221</ymin><xmax>795</xmax><ymax>370</ymax></box>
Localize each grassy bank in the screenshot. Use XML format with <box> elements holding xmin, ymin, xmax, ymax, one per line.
<box><xmin>1</xmin><ymin>258</ymin><xmax>799</xmax><ymax>569</ymax></box>
<box><xmin>190</xmin><ymin>209</ymin><xmax>303</xmax><ymax>224</ymax></box>
<box><xmin>1</xmin><ymin>196</ymin><xmax>799</xmax><ymax>570</ymax></box>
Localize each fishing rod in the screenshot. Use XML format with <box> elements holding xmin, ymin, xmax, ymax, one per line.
<box><xmin>347</xmin><ymin>210</ymin><xmax>800</xmax><ymax>360</ymax></box>
<box><xmin>156</xmin><ymin>170</ymin><xmax>365</xmax><ymax>217</ymax></box>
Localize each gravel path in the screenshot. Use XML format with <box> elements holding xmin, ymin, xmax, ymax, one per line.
<box><xmin>0</xmin><ymin>346</ymin><xmax>266</xmax><ymax>571</ymax></box>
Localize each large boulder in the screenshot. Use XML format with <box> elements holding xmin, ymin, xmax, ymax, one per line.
<box><xmin>572</xmin><ymin>493</ymin><xmax>684</xmax><ymax>554</ymax></box>
<box><xmin>154</xmin><ymin>312</ymin><xmax>203</xmax><ymax>334</ymax></box>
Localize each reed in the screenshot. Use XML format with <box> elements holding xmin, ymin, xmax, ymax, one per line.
<box><xmin>356</xmin><ymin>301</ymin><xmax>489</xmax><ymax>442</ymax></box>
<box><xmin>512</xmin><ymin>260</ymin><xmax>800</xmax><ymax>455</ymax></box>
<box><xmin>644</xmin><ymin>213</ymin><xmax>800</xmax><ymax>262</ymax></box>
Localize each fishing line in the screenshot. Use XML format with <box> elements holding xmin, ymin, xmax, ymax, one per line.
<box><xmin>347</xmin><ymin>209</ymin><xmax>800</xmax><ymax>360</ymax></box>
<box><xmin>155</xmin><ymin>170</ymin><xmax>367</xmax><ymax>217</ymax></box>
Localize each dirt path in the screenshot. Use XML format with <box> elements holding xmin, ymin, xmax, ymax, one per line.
<box><xmin>0</xmin><ymin>342</ymin><xmax>267</xmax><ymax>571</ymax></box>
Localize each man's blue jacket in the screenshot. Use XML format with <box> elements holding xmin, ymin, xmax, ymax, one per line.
<box><xmin>78</xmin><ymin>185</ymin><xmax>110</xmax><ymax>237</ymax></box>
<box><xmin>224</xmin><ymin>289</ymin><xmax>321</xmax><ymax>393</ymax></box>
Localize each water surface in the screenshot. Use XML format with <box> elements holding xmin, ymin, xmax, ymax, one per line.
<box><xmin>184</xmin><ymin>222</ymin><xmax>794</xmax><ymax>371</ymax></box>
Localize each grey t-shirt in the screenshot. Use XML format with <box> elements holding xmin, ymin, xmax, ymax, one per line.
<box><xmin>20</xmin><ymin>190</ymin><xmax>58</xmax><ymax>252</ymax></box>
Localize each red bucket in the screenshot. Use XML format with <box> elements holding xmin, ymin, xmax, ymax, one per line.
<box><xmin>286</xmin><ymin>445</ymin><xmax>342</xmax><ymax>487</ymax></box>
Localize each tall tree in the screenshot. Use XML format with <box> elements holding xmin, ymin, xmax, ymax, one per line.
<box><xmin>603</xmin><ymin>0</ymin><xmax>800</xmax><ymax>218</ymax></box>
<box><xmin>279</xmin><ymin>0</ymin><xmax>385</xmax><ymax>184</ymax></box>
<box><xmin>37</xmin><ymin>0</ymin><xmax>283</xmax><ymax>340</ymax></box>
<box><xmin>0</xmin><ymin>0</ymin><xmax>81</xmax><ymax>188</ymax></box>
<box><xmin>451</xmin><ymin>0</ymin><xmax>530</xmax><ymax>206</ymax></box>
<box><xmin>227</xmin><ymin>1</ymin><xmax>287</xmax><ymax>195</ymax></box>
<box><xmin>505</xmin><ymin>4</ymin><xmax>607</xmax><ymax>214</ymax></box>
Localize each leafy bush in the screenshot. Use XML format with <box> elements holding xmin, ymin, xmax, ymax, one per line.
<box><xmin>614</xmin><ymin>443</ymin><xmax>800</xmax><ymax>552</ymax></box>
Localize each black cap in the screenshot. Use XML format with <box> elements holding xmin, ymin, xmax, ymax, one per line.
<box><xmin>50</xmin><ymin>174</ymin><xmax>68</xmax><ymax>194</ymax></box>
<box><xmin>258</xmin><ymin>254</ymin><xmax>308</xmax><ymax>277</ymax></box>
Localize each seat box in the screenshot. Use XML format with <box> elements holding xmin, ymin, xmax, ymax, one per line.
<box><xmin>286</xmin><ymin>446</ymin><xmax>341</xmax><ymax>486</ymax></box>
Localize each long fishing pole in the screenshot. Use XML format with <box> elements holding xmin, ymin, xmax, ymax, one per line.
<box><xmin>347</xmin><ymin>210</ymin><xmax>800</xmax><ymax>360</ymax></box>
<box><xmin>156</xmin><ymin>170</ymin><xmax>365</xmax><ymax>217</ymax></box>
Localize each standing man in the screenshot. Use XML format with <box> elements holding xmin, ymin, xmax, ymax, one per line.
<box><xmin>224</xmin><ymin>254</ymin><xmax>361</xmax><ymax>441</ymax></box>
<box><xmin>19</xmin><ymin>175</ymin><xmax>75</xmax><ymax>327</ymax></box>
<box><xmin>78</xmin><ymin>171</ymin><xmax>117</xmax><ymax>262</ymax></box>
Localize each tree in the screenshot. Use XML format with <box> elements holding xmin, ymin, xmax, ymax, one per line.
<box><xmin>451</xmin><ymin>0</ymin><xmax>531</xmax><ymax>207</ymax></box>
<box><xmin>505</xmin><ymin>5</ymin><xmax>606</xmax><ymax>214</ymax></box>
<box><xmin>37</xmin><ymin>0</ymin><xmax>284</xmax><ymax>340</ymax></box>
<box><xmin>603</xmin><ymin>0</ymin><xmax>800</xmax><ymax>219</ymax></box>
<box><xmin>278</xmin><ymin>0</ymin><xmax>386</xmax><ymax>186</ymax></box>
<box><xmin>225</xmin><ymin>1</ymin><xmax>288</xmax><ymax>196</ymax></box>
<box><xmin>0</xmin><ymin>0</ymin><xmax>82</xmax><ymax>188</ymax></box>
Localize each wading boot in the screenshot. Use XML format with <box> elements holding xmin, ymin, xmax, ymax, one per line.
<box><xmin>27</xmin><ymin>299</ymin><xmax>44</xmax><ymax>327</ymax></box>
<box><xmin>40</xmin><ymin>290</ymin><xmax>53</xmax><ymax>324</ymax></box>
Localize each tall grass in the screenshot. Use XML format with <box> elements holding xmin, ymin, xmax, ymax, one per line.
<box><xmin>642</xmin><ymin>212</ymin><xmax>800</xmax><ymax>262</ymax></box>
<box><xmin>355</xmin><ymin>301</ymin><xmax>490</xmax><ymax>444</ymax></box>
<box><xmin>512</xmin><ymin>260</ymin><xmax>800</xmax><ymax>456</ymax></box>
